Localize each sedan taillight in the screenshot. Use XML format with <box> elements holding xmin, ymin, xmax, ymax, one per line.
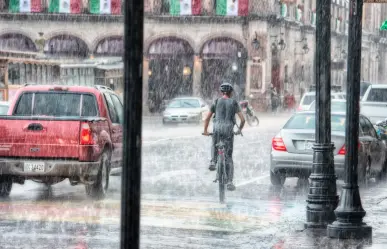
<box><xmin>338</xmin><ymin>142</ymin><xmax>361</xmax><ymax>155</ymax></box>
<box><xmin>272</xmin><ymin>136</ymin><xmax>287</xmax><ymax>151</ymax></box>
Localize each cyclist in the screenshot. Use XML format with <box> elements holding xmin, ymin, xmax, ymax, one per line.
<box><xmin>203</xmin><ymin>82</ymin><xmax>245</xmax><ymax>191</ymax></box>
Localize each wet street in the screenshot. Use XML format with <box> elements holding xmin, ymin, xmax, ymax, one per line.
<box><xmin>2</xmin><ymin>113</ymin><xmax>387</xmax><ymax>249</ymax></box>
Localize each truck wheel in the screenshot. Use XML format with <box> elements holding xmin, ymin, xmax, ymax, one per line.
<box><xmin>85</xmin><ymin>151</ymin><xmax>110</xmax><ymax>200</ymax></box>
<box><xmin>0</xmin><ymin>176</ymin><xmax>12</xmax><ymax>197</ymax></box>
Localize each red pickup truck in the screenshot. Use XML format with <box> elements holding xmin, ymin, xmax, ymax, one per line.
<box><xmin>0</xmin><ymin>85</ymin><xmax>123</xmax><ymax>199</ymax></box>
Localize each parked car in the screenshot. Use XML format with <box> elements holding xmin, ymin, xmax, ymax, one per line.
<box><xmin>0</xmin><ymin>101</ymin><xmax>10</xmax><ymax>115</ymax></box>
<box><xmin>308</xmin><ymin>99</ymin><xmax>346</xmax><ymax>112</ymax></box>
<box><xmin>162</xmin><ymin>97</ymin><xmax>209</xmax><ymax>125</ymax></box>
<box><xmin>0</xmin><ymin>85</ymin><xmax>123</xmax><ymax>199</ymax></box>
<box><xmin>360</xmin><ymin>84</ymin><xmax>387</xmax><ymax>124</ymax></box>
<box><xmin>270</xmin><ymin>111</ymin><xmax>387</xmax><ymax>186</ymax></box>
<box><xmin>297</xmin><ymin>91</ymin><xmax>345</xmax><ymax>111</ymax></box>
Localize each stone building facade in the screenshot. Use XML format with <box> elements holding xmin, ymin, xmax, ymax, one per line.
<box><xmin>0</xmin><ymin>0</ymin><xmax>387</xmax><ymax>111</ymax></box>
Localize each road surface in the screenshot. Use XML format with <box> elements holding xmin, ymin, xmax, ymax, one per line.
<box><xmin>2</xmin><ymin>113</ymin><xmax>387</xmax><ymax>249</ymax></box>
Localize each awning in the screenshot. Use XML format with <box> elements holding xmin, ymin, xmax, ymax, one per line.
<box><xmin>96</xmin><ymin>63</ymin><xmax>123</xmax><ymax>70</ymax></box>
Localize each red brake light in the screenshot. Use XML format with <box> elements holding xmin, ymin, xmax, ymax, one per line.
<box><xmin>50</xmin><ymin>86</ymin><xmax>68</xmax><ymax>91</ymax></box>
<box><xmin>338</xmin><ymin>142</ymin><xmax>361</xmax><ymax>155</ymax></box>
<box><xmin>80</xmin><ymin>123</ymin><xmax>93</xmax><ymax>145</ymax></box>
<box><xmin>272</xmin><ymin>136</ymin><xmax>287</xmax><ymax>151</ymax></box>
<box><xmin>297</xmin><ymin>106</ymin><xmax>302</xmax><ymax>111</ymax></box>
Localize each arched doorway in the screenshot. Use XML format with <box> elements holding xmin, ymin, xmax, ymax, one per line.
<box><xmin>94</xmin><ymin>36</ymin><xmax>123</xmax><ymax>56</ymax></box>
<box><xmin>200</xmin><ymin>37</ymin><xmax>247</xmax><ymax>101</ymax></box>
<box><xmin>44</xmin><ymin>35</ymin><xmax>89</xmax><ymax>58</ymax></box>
<box><xmin>0</xmin><ymin>33</ymin><xmax>37</xmax><ymax>51</ymax></box>
<box><xmin>147</xmin><ymin>37</ymin><xmax>194</xmax><ymax>113</ymax></box>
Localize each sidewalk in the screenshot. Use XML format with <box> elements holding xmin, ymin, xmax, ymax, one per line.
<box><xmin>279</xmin><ymin>180</ymin><xmax>387</xmax><ymax>249</ymax></box>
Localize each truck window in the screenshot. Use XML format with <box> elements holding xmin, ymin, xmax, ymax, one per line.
<box><xmin>81</xmin><ymin>94</ymin><xmax>98</xmax><ymax>117</ymax></box>
<box><xmin>14</xmin><ymin>92</ymin><xmax>98</xmax><ymax>117</ymax></box>
<box><xmin>367</xmin><ymin>88</ymin><xmax>387</xmax><ymax>102</ymax></box>
<box><xmin>103</xmin><ymin>93</ymin><xmax>119</xmax><ymax>123</ymax></box>
<box><xmin>110</xmin><ymin>94</ymin><xmax>124</xmax><ymax>124</ymax></box>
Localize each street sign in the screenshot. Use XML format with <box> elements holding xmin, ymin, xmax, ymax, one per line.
<box><xmin>364</xmin><ymin>0</ymin><xmax>387</xmax><ymax>2</ymax></box>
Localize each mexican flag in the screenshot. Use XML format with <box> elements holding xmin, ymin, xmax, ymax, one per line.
<box><xmin>90</xmin><ymin>0</ymin><xmax>121</xmax><ymax>14</ymax></box>
<box><xmin>9</xmin><ymin>0</ymin><xmax>41</xmax><ymax>12</ymax></box>
<box><xmin>170</xmin><ymin>0</ymin><xmax>201</xmax><ymax>15</ymax></box>
<box><xmin>49</xmin><ymin>0</ymin><xmax>81</xmax><ymax>13</ymax></box>
<box><xmin>216</xmin><ymin>0</ymin><xmax>248</xmax><ymax>16</ymax></box>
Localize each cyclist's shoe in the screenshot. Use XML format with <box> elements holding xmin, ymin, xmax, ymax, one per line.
<box><xmin>209</xmin><ymin>162</ymin><xmax>216</xmax><ymax>171</ymax></box>
<box><xmin>227</xmin><ymin>182</ymin><xmax>236</xmax><ymax>191</ymax></box>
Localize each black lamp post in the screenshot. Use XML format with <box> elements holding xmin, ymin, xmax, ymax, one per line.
<box><xmin>327</xmin><ymin>0</ymin><xmax>372</xmax><ymax>239</ymax></box>
<box><xmin>305</xmin><ymin>0</ymin><xmax>339</xmax><ymax>229</ymax></box>
<box><xmin>121</xmin><ymin>0</ymin><xmax>143</xmax><ymax>245</ymax></box>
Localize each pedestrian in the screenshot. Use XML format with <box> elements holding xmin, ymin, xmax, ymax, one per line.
<box><xmin>270</xmin><ymin>85</ymin><xmax>278</xmax><ymax>113</ymax></box>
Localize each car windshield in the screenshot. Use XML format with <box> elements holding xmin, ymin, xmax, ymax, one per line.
<box><xmin>14</xmin><ymin>92</ymin><xmax>98</xmax><ymax>117</ymax></box>
<box><xmin>302</xmin><ymin>95</ymin><xmax>315</xmax><ymax>105</ymax></box>
<box><xmin>167</xmin><ymin>99</ymin><xmax>200</xmax><ymax>108</ymax></box>
<box><xmin>309</xmin><ymin>101</ymin><xmax>346</xmax><ymax>112</ymax></box>
<box><xmin>284</xmin><ymin>113</ymin><xmax>346</xmax><ymax>132</ymax></box>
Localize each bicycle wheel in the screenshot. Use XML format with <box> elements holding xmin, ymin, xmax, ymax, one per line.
<box><xmin>217</xmin><ymin>154</ymin><xmax>226</xmax><ymax>204</ymax></box>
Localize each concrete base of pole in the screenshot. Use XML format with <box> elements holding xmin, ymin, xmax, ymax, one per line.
<box><xmin>305</xmin><ymin>143</ymin><xmax>338</xmax><ymax>229</ymax></box>
<box><xmin>327</xmin><ymin>185</ymin><xmax>372</xmax><ymax>240</ymax></box>
<box><xmin>327</xmin><ymin>222</ymin><xmax>372</xmax><ymax>240</ymax></box>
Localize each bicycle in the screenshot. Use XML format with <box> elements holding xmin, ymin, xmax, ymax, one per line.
<box><xmin>202</xmin><ymin>130</ymin><xmax>242</xmax><ymax>203</ymax></box>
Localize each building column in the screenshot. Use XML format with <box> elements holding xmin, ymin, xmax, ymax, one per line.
<box><xmin>142</xmin><ymin>57</ymin><xmax>149</xmax><ymax>109</ymax></box>
<box><xmin>193</xmin><ymin>55</ymin><xmax>202</xmax><ymax>97</ymax></box>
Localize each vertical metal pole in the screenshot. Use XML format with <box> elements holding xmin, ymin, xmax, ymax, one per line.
<box><xmin>305</xmin><ymin>0</ymin><xmax>339</xmax><ymax>229</ymax></box>
<box><xmin>121</xmin><ymin>0</ymin><xmax>143</xmax><ymax>246</ymax></box>
<box><xmin>327</xmin><ymin>0</ymin><xmax>372</xmax><ymax>239</ymax></box>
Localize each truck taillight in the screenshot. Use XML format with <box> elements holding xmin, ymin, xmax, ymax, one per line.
<box><xmin>80</xmin><ymin>123</ymin><xmax>93</xmax><ymax>145</ymax></box>
<box><xmin>272</xmin><ymin>136</ymin><xmax>287</xmax><ymax>151</ymax></box>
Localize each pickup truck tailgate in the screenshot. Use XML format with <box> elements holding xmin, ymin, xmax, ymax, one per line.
<box><xmin>0</xmin><ymin>119</ymin><xmax>81</xmax><ymax>158</ymax></box>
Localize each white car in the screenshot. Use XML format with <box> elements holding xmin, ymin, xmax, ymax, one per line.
<box><xmin>162</xmin><ymin>97</ymin><xmax>209</xmax><ymax>125</ymax></box>
<box><xmin>297</xmin><ymin>91</ymin><xmax>346</xmax><ymax>111</ymax></box>
<box><xmin>0</xmin><ymin>101</ymin><xmax>10</xmax><ymax>115</ymax></box>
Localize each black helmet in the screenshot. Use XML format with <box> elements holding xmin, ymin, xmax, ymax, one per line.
<box><xmin>220</xmin><ymin>82</ymin><xmax>233</xmax><ymax>93</ymax></box>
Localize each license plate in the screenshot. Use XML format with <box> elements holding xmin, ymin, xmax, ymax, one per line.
<box><xmin>24</xmin><ymin>162</ymin><xmax>45</xmax><ymax>172</ymax></box>
<box><xmin>305</xmin><ymin>141</ymin><xmax>314</xmax><ymax>150</ymax></box>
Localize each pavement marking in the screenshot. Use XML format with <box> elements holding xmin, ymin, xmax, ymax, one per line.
<box><xmin>235</xmin><ymin>174</ymin><xmax>270</xmax><ymax>187</ymax></box>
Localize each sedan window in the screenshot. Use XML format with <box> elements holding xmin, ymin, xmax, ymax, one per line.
<box><xmin>284</xmin><ymin>113</ymin><xmax>346</xmax><ymax>132</ymax></box>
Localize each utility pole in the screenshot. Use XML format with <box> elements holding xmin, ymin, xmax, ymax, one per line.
<box><xmin>121</xmin><ymin>0</ymin><xmax>143</xmax><ymax>247</ymax></box>
<box><xmin>305</xmin><ymin>0</ymin><xmax>339</xmax><ymax>228</ymax></box>
<box><xmin>328</xmin><ymin>0</ymin><xmax>372</xmax><ymax>239</ymax></box>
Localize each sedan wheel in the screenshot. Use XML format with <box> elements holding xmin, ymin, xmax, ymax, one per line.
<box><xmin>270</xmin><ymin>171</ymin><xmax>286</xmax><ymax>186</ymax></box>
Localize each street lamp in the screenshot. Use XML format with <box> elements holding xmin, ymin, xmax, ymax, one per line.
<box><xmin>327</xmin><ymin>0</ymin><xmax>372</xmax><ymax>240</ymax></box>
<box><xmin>305</xmin><ymin>0</ymin><xmax>338</xmax><ymax>229</ymax></box>
<box><xmin>232</xmin><ymin>62</ymin><xmax>238</xmax><ymax>71</ymax></box>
